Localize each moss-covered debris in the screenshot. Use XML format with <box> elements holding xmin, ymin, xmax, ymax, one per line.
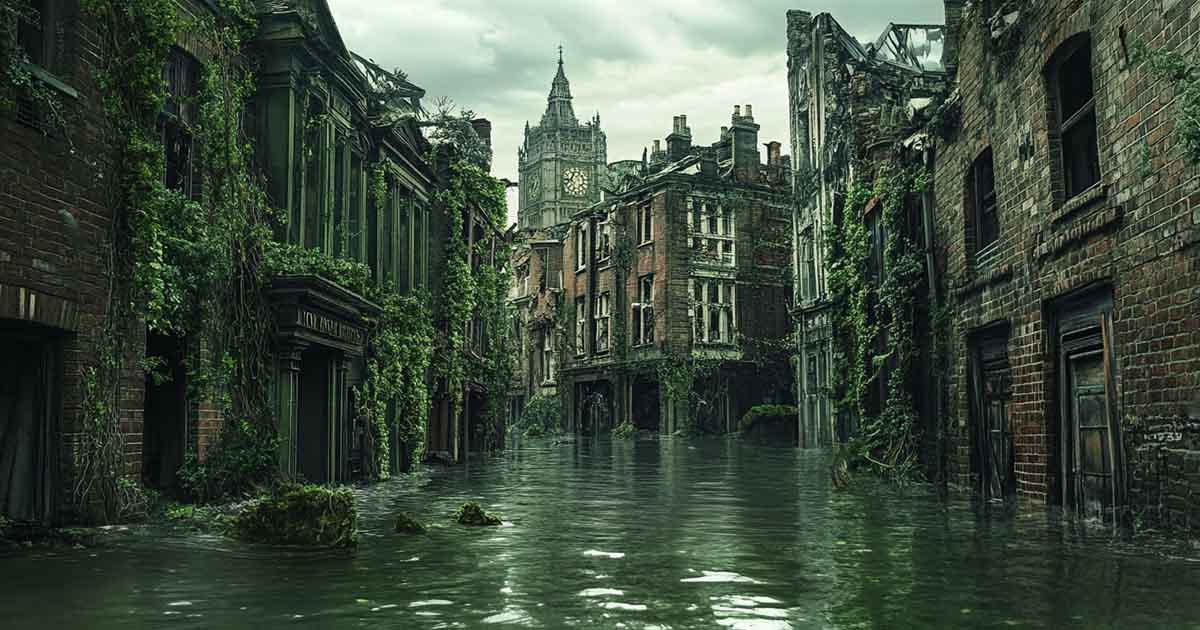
<box><xmin>455</xmin><ymin>501</ymin><xmax>501</xmax><ymax>526</ymax></box>
<box><xmin>231</xmin><ymin>484</ymin><xmax>357</xmax><ymax>547</ymax></box>
<box><xmin>395</xmin><ymin>513</ymin><xmax>428</xmax><ymax>534</ymax></box>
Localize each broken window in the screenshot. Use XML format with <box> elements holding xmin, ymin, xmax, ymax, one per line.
<box><xmin>163</xmin><ymin>47</ymin><xmax>201</xmax><ymax>197</ymax></box>
<box><xmin>17</xmin><ymin>0</ymin><xmax>63</xmax><ymax>73</ymax></box>
<box><xmin>517</xmin><ymin>264</ymin><xmax>530</xmax><ymax>296</ymax></box>
<box><xmin>969</xmin><ymin>147</ymin><xmax>999</xmax><ymax>252</ymax></box>
<box><xmin>634</xmin><ymin>274</ymin><xmax>655</xmax><ymax>345</ymax></box>
<box><xmin>1049</xmin><ymin>35</ymin><xmax>1100</xmax><ymax>200</ymax></box>
<box><xmin>541</xmin><ymin>331</ymin><xmax>555</xmax><ymax>383</ymax></box>
<box><xmin>692</xmin><ymin>279</ymin><xmax>735</xmax><ymax>344</ymax></box>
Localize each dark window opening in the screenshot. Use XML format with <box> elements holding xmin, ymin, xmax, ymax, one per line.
<box><xmin>970</xmin><ymin>148</ymin><xmax>999</xmax><ymax>252</ymax></box>
<box><xmin>17</xmin><ymin>0</ymin><xmax>60</xmax><ymax>72</ymax></box>
<box><xmin>162</xmin><ymin>48</ymin><xmax>201</xmax><ymax>198</ymax></box>
<box><xmin>1051</xmin><ymin>37</ymin><xmax>1100</xmax><ymax>200</ymax></box>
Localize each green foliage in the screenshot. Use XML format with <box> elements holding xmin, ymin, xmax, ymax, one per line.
<box><xmin>455</xmin><ymin>501</ymin><xmax>501</xmax><ymax>526</ymax></box>
<box><xmin>356</xmin><ymin>291</ymin><xmax>434</xmax><ymax>478</ymax></box>
<box><xmin>178</xmin><ymin>419</ymin><xmax>278</xmax><ymax>504</ymax></box>
<box><xmin>513</xmin><ymin>394</ymin><xmax>562</xmax><ymax>438</ymax></box>
<box><xmin>1135</xmin><ymin>41</ymin><xmax>1200</xmax><ymax>164</ymax></box>
<box><xmin>737</xmin><ymin>405</ymin><xmax>800</xmax><ymax>434</ymax></box>
<box><xmin>823</xmin><ymin>165</ymin><xmax>926</xmax><ymax>481</ymax></box>
<box><xmin>395</xmin><ymin>513</ymin><xmax>427</xmax><ymax>534</ymax></box>
<box><xmin>0</xmin><ymin>0</ymin><xmax>67</xmax><ymax>132</ymax></box>
<box><xmin>231</xmin><ymin>484</ymin><xmax>358</xmax><ymax>547</ymax></box>
<box><xmin>263</xmin><ymin>241</ymin><xmax>371</xmax><ymax>294</ymax></box>
<box><xmin>611</xmin><ymin>420</ymin><xmax>636</xmax><ymax>439</ymax></box>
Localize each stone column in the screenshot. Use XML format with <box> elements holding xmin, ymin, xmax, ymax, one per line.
<box><xmin>276</xmin><ymin>341</ymin><xmax>307</xmax><ymax>477</ymax></box>
<box><xmin>335</xmin><ymin>356</ymin><xmax>352</xmax><ymax>482</ymax></box>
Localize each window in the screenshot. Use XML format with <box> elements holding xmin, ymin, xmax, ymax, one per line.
<box><xmin>637</xmin><ymin>202</ymin><xmax>653</xmax><ymax>244</ymax></box>
<box><xmin>970</xmin><ymin>148</ymin><xmax>999</xmax><ymax>252</ymax></box>
<box><xmin>1050</xmin><ymin>35</ymin><xmax>1100</xmax><ymax>200</ymax></box>
<box><xmin>517</xmin><ymin>264</ymin><xmax>530</xmax><ymax>296</ymax></box>
<box><xmin>594</xmin><ymin>218</ymin><xmax>611</xmax><ymax>264</ymax></box>
<box><xmin>690</xmin><ymin>198</ymin><xmax>735</xmax><ymax>266</ymax></box>
<box><xmin>17</xmin><ymin>0</ymin><xmax>62</xmax><ymax>73</ymax></box>
<box><xmin>575</xmin><ymin>297</ymin><xmax>586</xmax><ymax>355</ymax></box>
<box><xmin>349</xmin><ymin>155</ymin><xmax>363</xmax><ymax>262</ymax></box>
<box><xmin>691</xmin><ymin>279</ymin><xmax>736</xmax><ymax>344</ymax></box>
<box><xmin>634</xmin><ymin>274</ymin><xmax>655</xmax><ymax>345</ymax></box>
<box><xmin>801</xmin><ymin>233</ymin><xmax>817</xmax><ymax>301</ymax></box>
<box><xmin>333</xmin><ymin>139</ymin><xmax>348</xmax><ymax>258</ymax></box>
<box><xmin>575</xmin><ymin>223</ymin><xmax>588</xmax><ymax>270</ymax></box>
<box><xmin>541</xmin><ymin>332</ymin><xmax>555</xmax><ymax>383</ymax></box>
<box><xmin>162</xmin><ymin>48</ymin><xmax>201</xmax><ymax>197</ymax></box>
<box><xmin>593</xmin><ymin>292</ymin><xmax>611</xmax><ymax>354</ymax></box>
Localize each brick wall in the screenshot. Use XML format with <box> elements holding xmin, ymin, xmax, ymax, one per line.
<box><xmin>934</xmin><ymin>0</ymin><xmax>1200</xmax><ymax>526</ymax></box>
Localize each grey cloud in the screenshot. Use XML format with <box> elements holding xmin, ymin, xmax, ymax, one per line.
<box><xmin>327</xmin><ymin>1</ymin><xmax>947</xmax><ymax>225</ymax></box>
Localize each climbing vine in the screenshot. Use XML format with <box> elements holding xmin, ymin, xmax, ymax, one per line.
<box><xmin>0</xmin><ymin>0</ymin><xmax>67</xmax><ymax>133</ymax></box>
<box><xmin>1135</xmin><ymin>41</ymin><xmax>1200</xmax><ymax>164</ymax></box>
<box><xmin>824</xmin><ymin>165</ymin><xmax>927</xmax><ymax>480</ymax></box>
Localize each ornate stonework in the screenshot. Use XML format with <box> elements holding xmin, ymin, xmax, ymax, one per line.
<box><xmin>517</xmin><ymin>50</ymin><xmax>607</xmax><ymax>229</ymax></box>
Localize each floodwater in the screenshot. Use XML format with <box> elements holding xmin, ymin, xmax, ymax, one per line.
<box><xmin>3</xmin><ymin>437</ymin><xmax>1200</xmax><ymax>629</ymax></box>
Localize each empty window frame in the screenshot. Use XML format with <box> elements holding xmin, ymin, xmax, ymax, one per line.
<box><xmin>970</xmin><ymin>147</ymin><xmax>999</xmax><ymax>252</ymax></box>
<box><xmin>634</xmin><ymin>274</ymin><xmax>655</xmax><ymax>345</ymax></box>
<box><xmin>1050</xmin><ymin>35</ymin><xmax>1100</xmax><ymax>200</ymax></box>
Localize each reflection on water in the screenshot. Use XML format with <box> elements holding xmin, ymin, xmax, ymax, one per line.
<box><xmin>3</xmin><ymin>438</ymin><xmax>1200</xmax><ymax>629</ymax></box>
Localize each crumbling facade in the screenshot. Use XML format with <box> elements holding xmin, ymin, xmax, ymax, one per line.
<box><xmin>787</xmin><ymin>11</ymin><xmax>948</xmax><ymax>448</ymax></box>
<box><xmin>517</xmin><ymin>51</ymin><xmax>607</xmax><ymax>230</ymax></box>
<box><xmin>935</xmin><ymin>0</ymin><xmax>1200</xmax><ymax>529</ymax></box>
<box><xmin>508</xmin><ymin>229</ymin><xmax>566</xmax><ymax>418</ymax></box>
<box><xmin>559</xmin><ymin>108</ymin><xmax>794</xmax><ymax>436</ymax></box>
<box><xmin>790</xmin><ymin>0</ymin><xmax>1200</xmax><ymax>531</ymax></box>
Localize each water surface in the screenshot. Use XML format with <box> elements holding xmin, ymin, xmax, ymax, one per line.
<box><xmin>3</xmin><ymin>438</ymin><xmax>1199</xmax><ymax>629</ymax></box>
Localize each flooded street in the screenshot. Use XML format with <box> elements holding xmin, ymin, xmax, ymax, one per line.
<box><xmin>3</xmin><ymin>438</ymin><xmax>1200</xmax><ymax>629</ymax></box>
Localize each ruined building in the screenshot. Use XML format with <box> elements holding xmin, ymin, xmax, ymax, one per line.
<box><xmin>559</xmin><ymin>108</ymin><xmax>793</xmax><ymax>435</ymax></box>
<box><xmin>790</xmin><ymin>0</ymin><xmax>1200</xmax><ymax>531</ymax></box>
<box><xmin>508</xmin><ymin>230</ymin><xmax>566</xmax><ymax>415</ymax></box>
<box><xmin>0</xmin><ymin>0</ymin><xmax>494</xmax><ymax>523</ymax></box>
<box><xmin>517</xmin><ymin>50</ymin><xmax>607</xmax><ymax>230</ymax></box>
<box><xmin>788</xmin><ymin>12</ymin><xmax>948</xmax><ymax>448</ymax></box>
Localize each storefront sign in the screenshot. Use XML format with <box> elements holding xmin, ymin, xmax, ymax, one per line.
<box><xmin>297</xmin><ymin>308</ymin><xmax>364</xmax><ymax>346</ymax></box>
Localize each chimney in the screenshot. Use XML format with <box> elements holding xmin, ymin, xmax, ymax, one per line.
<box><xmin>745</xmin><ymin>104</ymin><xmax>753</xmax><ymax>119</ymax></box>
<box><xmin>471</xmin><ymin>118</ymin><xmax>492</xmax><ymax>150</ymax></box>
<box><xmin>765</xmin><ymin>141</ymin><xmax>782</xmax><ymax>166</ymax></box>
<box><xmin>666</xmin><ymin>114</ymin><xmax>693</xmax><ymax>161</ymax></box>
<box><xmin>731</xmin><ymin>103</ymin><xmax>761</xmax><ymax>181</ymax></box>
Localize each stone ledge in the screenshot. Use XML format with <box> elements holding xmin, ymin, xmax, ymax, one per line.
<box><xmin>1051</xmin><ymin>183</ymin><xmax>1107</xmax><ymax>225</ymax></box>
<box><xmin>955</xmin><ymin>261</ymin><xmax>1015</xmax><ymax>298</ymax></box>
<box><xmin>1036</xmin><ymin>204</ymin><xmax>1123</xmax><ymax>261</ymax></box>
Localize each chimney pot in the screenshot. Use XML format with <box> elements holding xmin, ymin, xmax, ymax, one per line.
<box><xmin>745</xmin><ymin>104</ymin><xmax>753</xmax><ymax>118</ymax></box>
<box><xmin>733</xmin><ymin>105</ymin><xmax>741</xmax><ymax>117</ymax></box>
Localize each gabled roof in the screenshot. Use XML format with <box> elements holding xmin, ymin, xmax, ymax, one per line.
<box><xmin>257</xmin><ymin>0</ymin><xmax>351</xmax><ymax>60</ymax></box>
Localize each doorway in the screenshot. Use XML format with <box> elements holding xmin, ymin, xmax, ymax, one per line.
<box><xmin>970</xmin><ymin>329</ymin><xmax>1013</xmax><ymax>501</ymax></box>
<box><xmin>142</xmin><ymin>331</ymin><xmax>188</xmax><ymax>490</ymax></box>
<box><xmin>0</xmin><ymin>326</ymin><xmax>63</xmax><ymax>522</ymax></box>
<box><xmin>1053</xmin><ymin>288</ymin><xmax>1121</xmax><ymax>522</ymax></box>
<box><xmin>297</xmin><ymin>347</ymin><xmax>333</xmax><ymax>483</ymax></box>
<box><xmin>631</xmin><ymin>379</ymin><xmax>660</xmax><ymax>432</ymax></box>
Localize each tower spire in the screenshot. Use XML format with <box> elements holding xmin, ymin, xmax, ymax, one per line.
<box><xmin>544</xmin><ymin>45</ymin><xmax>576</xmax><ymax>125</ymax></box>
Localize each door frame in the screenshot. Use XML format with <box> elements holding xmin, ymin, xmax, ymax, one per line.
<box><xmin>1051</xmin><ymin>286</ymin><xmax>1123</xmax><ymax>521</ymax></box>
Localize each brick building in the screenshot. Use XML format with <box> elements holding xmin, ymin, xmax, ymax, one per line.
<box><xmin>559</xmin><ymin>109</ymin><xmax>794</xmax><ymax>435</ymax></box>
<box><xmin>0</xmin><ymin>0</ymin><xmax>487</xmax><ymax>523</ymax></box>
<box><xmin>935</xmin><ymin>0</ymin><xmax>1200</xmax><ymax>527</ymax></box>
<box><xmin>508</xmin><ymin>227</ymin><xmax>566</xmax><ymax>418</ymax></box>
<box><xmin>789</xmin><ymin>1</ymin><xmax>1200</xmax><ymax>530</ymax></box>
<box><xmin>787</xmin><ymin>12</ymin><xmax>948</xmax><ymax>448</ymax></box>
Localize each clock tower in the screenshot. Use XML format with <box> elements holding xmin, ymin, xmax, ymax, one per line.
<box><xmin>518</xmin><ymin>49</ymin><xmax>607</xmax><ymax>229</ymax></box>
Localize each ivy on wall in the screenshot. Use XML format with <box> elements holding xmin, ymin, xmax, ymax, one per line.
<box><xmin>823</xmin><ymin>165</ymin><xmax>927</xmax><ymax>480</ymax></box>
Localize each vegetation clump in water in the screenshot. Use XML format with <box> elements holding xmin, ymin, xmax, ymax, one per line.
<box><xmin>737</xmin><ymin>405</ymin><xmax>799</xmax><ymax>445</ymax></box>
<box><xmin>455</xmin><ymin>501</ymin><xmax>501</xmax><ymax>526</ymax></box>
<box><xmin>231</xmin><ymin>484</ymin><xmax>357</xmax><ymax>547</ymax></box>
<box><xmin>395</xmin><ymin>512</ymin><xmax>428</xmax><ymax>534</ymax></box>
<box><xmin>611</xmin><ymin>421</ymin><xmax>636</xmax><ymax>439</ymax></box>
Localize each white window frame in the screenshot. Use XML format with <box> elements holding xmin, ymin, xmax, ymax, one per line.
<box><xmin>575</xmin><ymin>223</ymin><xmax>588</xmax><ymax>270</ymax></box>
<box><xmin>637</xmin><ymin>202</ymin><xmax>653</xmax><ymax>245</ymax></box>
<box><xmin>575</xmin><ymin>297</ymin><xmax>587</xmax><ymax>356</ymax></box>
<box><xmin>691</xmin><ymin>278</ymin><xmax>736</xmax><ymax>345</ymax></box>
<box><xmin>690</xmin><ymin>198</ymin><xmax>735</xmax><ymax>267</ymax></box>
<box><xmin>593</xmin><ymin>291</ymin><xmax>611</xmax><ymax>354</ymax></box>
<box><xmin>594</xmin><ymin>218</ymin><xmax>612</xmax><ymax>265</ymax></box>
<box><xmin>633</xmin><ymin>274</ymin><xmax>655</xmax><ymax>346</ymax></box>
<box><xmin>541</xmin><ymin>332</ymin><xmax>556</xmax><ymax>384</ymax></box>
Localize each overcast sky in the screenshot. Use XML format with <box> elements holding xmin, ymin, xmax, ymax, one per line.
<box><xmin>328</xmin><ymin>1</ymin><xmax>947</xmax><ymax>225</ymax></box>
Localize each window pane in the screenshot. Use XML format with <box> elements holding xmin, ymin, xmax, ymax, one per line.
<box><xmin>1063</xmin><ymin>110</ymin><xmax>1100</xmax><ymax>197</ymax></box>
<box><xmin>1058</xmin><ymin>45</ymin><xmax>1094</xmax><ymax>122</ymax></box>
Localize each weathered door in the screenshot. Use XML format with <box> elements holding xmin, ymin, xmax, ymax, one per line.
<box><xmin>1059</xmin><ymin>310</ymin><xmax>1121</xmax><ymax>522</ymax></box>
<box><xmin>971</xmin><ymin>333</ymin><xmax>1012</xmax><ymax>500</ymax></box>
<box><xmin>1066</xmin><ymin>347</ymin><xmax>1114</xmax><ymax>520</ymax></box>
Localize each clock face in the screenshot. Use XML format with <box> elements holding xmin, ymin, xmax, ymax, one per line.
<box><xmin>563</xmin><ymin>167</ymin><xmax>588</xmax><ymax>196</ymax></box>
